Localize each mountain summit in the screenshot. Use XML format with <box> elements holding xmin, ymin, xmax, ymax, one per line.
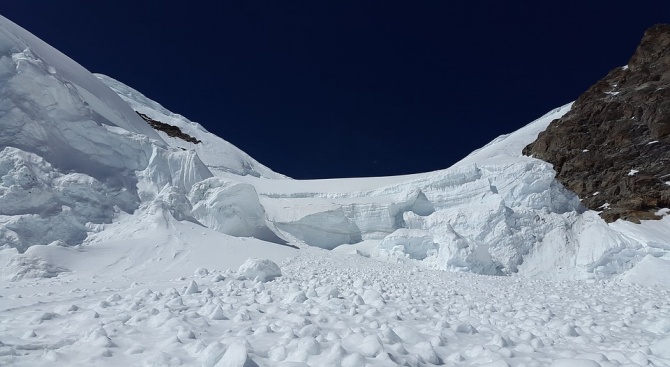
<box><xmin>524</xmin><ymin>24</ymin><xmax>670</xmax><ymax>223</ymax></box>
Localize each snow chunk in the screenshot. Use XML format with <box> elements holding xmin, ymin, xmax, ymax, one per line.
<box><xmin>237</xmin><ymin>258</ymin><xmax>282</xmax><ymax>282</ymax></box>
<box><xmin>361</xmin><ymin>289</ymin><xmax>385</xmax><ymax>309</ymax></box>
<box><xmin>377</xmin><ymin>228</ymin><xmax>437</xmax><ymax>260</ymax></box>
<box><xmin>189</xmin><ymin>178</ymin><xmax>280</xmax><ymax>242</ymax></box>
<box><xmin>184</xmin><ymin>280</ymin><xmax>199</xmax><ymax>294</ymax></box>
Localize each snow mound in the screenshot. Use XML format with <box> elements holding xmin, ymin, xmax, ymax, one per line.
<box><xmin>237</xmin><ymin>258</ymin><xmax>282</xmax><ymax>282</ymax></box>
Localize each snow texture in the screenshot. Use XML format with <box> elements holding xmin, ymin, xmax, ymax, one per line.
<box><xmin>0</xmin><ymin>12</ymin><xmax>670</xmax><ymax>366</ymax></box>
<box><xmin>2</xmin><ymin>247</ymin><xmax>670</xmax><ymax>366</ymax></box>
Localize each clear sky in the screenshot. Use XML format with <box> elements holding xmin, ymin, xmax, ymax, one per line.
<box><xmin>1</xmin><ymin>2</ymin><xmax>669</xmax><ymax>179</ymax></box>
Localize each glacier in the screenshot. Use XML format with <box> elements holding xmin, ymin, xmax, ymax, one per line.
<box><xmin>2</xmin><ymin>12</ymin><xmax>670</xmax><ymax>367</ymax></box>
<box><xmin>0</xmin><ymin>12</ymin><xmax>666</xmax><ymax>285</ymax></box>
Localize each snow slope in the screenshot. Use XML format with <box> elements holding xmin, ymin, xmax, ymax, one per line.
<box><xmin>96</xmin><ymin>74</ymin><xmax>285</xmax><ymax>180</ymax></box>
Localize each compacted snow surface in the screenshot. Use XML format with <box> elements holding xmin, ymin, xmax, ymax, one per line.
<box><xmin>2</xmin><ymin>248</ymin><xmax>670</xmax><ymax>366</ymax></box>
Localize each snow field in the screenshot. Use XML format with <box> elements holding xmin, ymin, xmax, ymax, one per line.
<box><xmin>2</xmin><ymin>247</ymin><xmax>670</xmax><ymax>366</ymax></box>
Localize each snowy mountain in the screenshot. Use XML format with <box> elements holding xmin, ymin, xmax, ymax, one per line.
<box><xmin>86</xmin><ymin>76</ymin><xmax>670</xmax><ymax>282</ymax></box>
<box><xmin>525</xmin><ymin>24</ymin><xmax>670</xmax><ymax>224</ymax></box>
<box><xmin>1</xmin><ymin>13</ymin><xmax>670</xmax><ymax>367</ymax></box>
<box><xmin>0</xmin><ymin>11</ymin><xmax>668</xmax><ymax>281</ymax></box>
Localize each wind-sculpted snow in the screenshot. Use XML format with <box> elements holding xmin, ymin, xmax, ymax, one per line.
<box><xmin>0</xmin><ymin>16</ymin><xmax>160</xmax><ymax>141</ymax></box>
<box><xmin>0</xmin><ymin>13</ymin><xmax>291</xmax><ymax>256</ymax></box>
<box><xmin>0</xmin><ymin>15</ymin><xmax>170</xmax><ymax>250</ymax></box>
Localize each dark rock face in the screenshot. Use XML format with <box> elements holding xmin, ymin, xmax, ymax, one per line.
<box><xmin>523</xmin><ymin>24</ymin><xmax>670</xmax><ymax>223</ymax></box>
<box><xmin>136</xmin><ymin>112</ymin><xmax>201</xmax><ymax>144</ymax></box>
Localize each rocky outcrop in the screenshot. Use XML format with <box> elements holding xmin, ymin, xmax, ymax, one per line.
<box><xmin>136</xmin><ymin>111</ymin><xmax>201</xmax><ymax>144</ymax></box>
<box><xmin>523</xmin><ymin>24</ymin><xmax>670</xmax><ymax>223</ymax></box>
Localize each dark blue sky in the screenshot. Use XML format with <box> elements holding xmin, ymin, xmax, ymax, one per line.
<box><xmin>1</xmin><ymin>2</ymin><xmax>669</xmax><ymax>178</ymax></box>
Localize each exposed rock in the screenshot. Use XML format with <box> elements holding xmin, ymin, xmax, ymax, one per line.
<box><xmin>524</xmin><ymin>24</ymin><xmax>670</xmax><ymax>223</ymax></box>
<box><xmin>136</xmin><ymin>111</ymin><xmax>201</xmax><ymax>144</ymax></box>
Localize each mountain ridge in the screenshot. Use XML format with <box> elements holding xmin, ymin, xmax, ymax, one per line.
<box><xmin>524</xmin><ymin>24</ymin><xmax>670</xmax><ymax>223</ymax></box>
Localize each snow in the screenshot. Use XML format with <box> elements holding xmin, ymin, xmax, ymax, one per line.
<box><xmin>377</xmin><ymin>228</ymin><xmax>437</xmax><ymax>260</ymax></box>
<box><xmin>3</xmin><ymin>247</ymin><xmax>670</xmax><ymax>366</ymax></box>
<box><xmin>0</xmin><ymin>16</ymin><xmax>160</xmax><ymax>141</ymax></box>
<box><xmin>237</xmin><ymin>258</ymin><xmax>282</xmax><ymax>282</ymax></box>
<box><xmin>0</xmin><ymin>12</ymin><xmax>670</xmax><ymax>366</ymax></box>
<box><xmin>96</xmin><ymin>74</ymin><xmax>284</xmax><ymax>180</ymax></box>
<box><xmin>622</xmin><ymin>255</ymin><xmax>670</xmax><ymax>289</ymax></box>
